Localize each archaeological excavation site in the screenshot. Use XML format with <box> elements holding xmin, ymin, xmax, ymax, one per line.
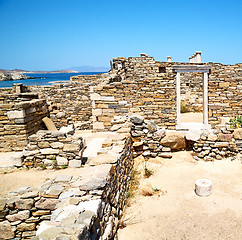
<box><xmin>0</xmin><ymin>53</ymin><xmax>241</xmax><ymax>240</ymax></box>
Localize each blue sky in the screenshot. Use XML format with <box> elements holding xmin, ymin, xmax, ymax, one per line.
<box><xmin>0</xmin><ymin>0</ymin><xmax>241</xmax><ymax>70</ymax></box>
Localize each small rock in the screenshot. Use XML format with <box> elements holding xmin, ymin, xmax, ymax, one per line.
<box><xmin>59</xmin><ymin>124</ymin><xmax>74</xmax><ymax>134</ymax></box>
<box><xmin>51</xmin><ymin>142</ymin><xmax>64</xmax><ymax>149</ymax></box>
<box><xmin>35</xmin><ymin>198</ymin><xmax>58</xmax><ymax>210</ymax></box>
<box><xmin>158</xmin><ymin>152</ymin><xmax>172</xmax><ymax>158</ymax></box>
<box><xmin>54</xmin><ymin>175</ymin><xmax>72</xmax><ymax>182</ymax></box>
<box><xmin>0</xmin><ymin>220</ymin><xmax>15</xmax><ymax>239</ymax></box>
<box><xmin>56</xmin><ymin>112</ymin><xmax>66</xmax><ymax>118</ymax></box>
<box><xmin>146</xmin><ymin>120</ymin><xmax>157</xmax><ymax>133</ymax></box>
<box><xmin>69</xmin><ymin>160</ymin><xmax>82</xmax><ymax>168</ymax></box>
<box><xmin>233</xmin><ymin>128</ymin><xmax>242</xmax><ymax>140</ymax></box>
<box><xmin>63</xmin><ymin>143</ymin><xmax>80</xmax><ymax>153</ymax></box>
<box><xmin>17</xmin><ymin>222</ymin><xmax>35</xmax><ymax>231</ymax></box>
<box><xmin>15</xmin><ymin>199</ymin><xmax>34</xmax><ymax>210</ymax></box>
<box><xmin>56</xmin><ymin>156</ymin><xmax>68</xmax><ymax>166</ymax></box>
<box><xmin>130</xmin><ymin>115</ymin><xmax>144</xmax><ymax>124</ymax></box>
<box><xmin>40</xmin><ymin>148</ymin><xmax>59</xmax><ymax>155</ymax></box>
<box><xmin>7</xmin><ymin>210</ymin><xmax>30</xmax><ymax>222</ymax></box>
<box><xmin>160</xmin><ymin>132</ymin><xmax>186</xmax><ymax>150</ymax></box>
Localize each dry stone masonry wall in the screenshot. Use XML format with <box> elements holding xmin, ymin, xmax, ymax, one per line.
<box><xmin>0</xmin><ymin>132</ymin><xmax>133</xmax><ymax>240</ymax></box>
<box><xmin>29</xmin><ymin>81</ymin><xmax>93</xmax><ymax>130</ymax></box>
<box><xmin>192</xmin><ymin>127</ymin><xmax>242</xmax><ymax>161</ymax></box>
<box><xmin>21</xmin><ymin>130</ymin><xmax>84</xmax><ymax>169</ymax></box>
<box><xmin>0</xmin><ymin>99</ymin><xmax>49</xmax><ymax>152</ymax></box>
<box><xmin>91</xmin><ymin>54</ymin><xmax>241</xmax><ymax>131</ymax></box>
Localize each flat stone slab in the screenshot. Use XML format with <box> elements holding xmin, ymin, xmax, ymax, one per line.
<box><xmin>54</xmin><ymin>175</ymin><xmax>73</xmax><ymax>183</ymax></box>
<box><xmin>0</xmin><ymin>152</ymin><xmax>23</xmax><ymax>168</ymax></box>
<box><xmin>83</xmin><ymin>138</ymin><xmax>106</xmax><ymax>158</ymax></box>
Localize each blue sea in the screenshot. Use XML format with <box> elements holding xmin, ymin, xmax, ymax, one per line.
<box><xmin>0</xmin><ymin>72</ymin><xmax>105</xmax><ymax>88</ymax></box>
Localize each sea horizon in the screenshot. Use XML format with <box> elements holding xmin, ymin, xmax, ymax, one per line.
<box><xmin>0</xmin><ymin>72</ymin><xmax>106</xmax><ymax>88</ymax></box>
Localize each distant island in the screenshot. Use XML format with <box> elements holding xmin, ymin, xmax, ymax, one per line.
<box><xmin>0</xmin><ymin>66</ymin><xmax>109</xmax><ymax>81</ymax></box>
<box><xmin>0</xmin><ymin>69</ymin><xmax>78</xmax><ymax>81</ymax></box>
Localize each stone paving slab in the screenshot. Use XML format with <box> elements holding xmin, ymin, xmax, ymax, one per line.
<box><xmin>0</xmin><ymin>152</ymin><xmax>22</xmax><ymax>168</ymax></box>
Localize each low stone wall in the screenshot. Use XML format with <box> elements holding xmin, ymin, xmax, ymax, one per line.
<box><xmin>0</xmin><ymin>132</ymin><xmax>133</xmax><ymax>240</ymax></box>
<box><xmin>0</xmin><ymin>99</ymin><xmax>49</xmax><ymax>152</ymax></box>
<box><xmin>130</xmin><ymin>115</ymin><xmax>185</xmax><ymax>158</ymax></box>
<box><xmin>192</xmin><ymin>127</ymin><xmax>242</xmax><ymax>161</ymax></box>
<box><xmin>29</xmin><ymin>81</ymin><xmax>93</xmax><ymax>130</ymax></box>
<box><xmin>0</xmin><ymin>93</ymin><xmax>38</xmax><ymax>104</ymax></box>
<box><xmin>21</xmin><ymin>130</ymin><xmax>83</xmax><ymax>168</ymax></box>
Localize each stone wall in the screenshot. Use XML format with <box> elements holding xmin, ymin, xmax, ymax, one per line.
<box><xmin>21</xmin><ymin>130</ymin><xmax>84</xmax><ymax>168</ymax></box>
<box><xmin>0</xmin><ymin>132</ymin><xmax>133</xmax><ymax>240</ymax></box>
<box><xmin>92</xmin><ymin>55</ymin><xmax>241</xmax><ymax>131</ymax></box>
<box><xmin>29</xmin><ymin>81</ymin><xmax>97</xmax><ymax>130</ymax></box>
<box><xmin>0</xmin><ymin>99</ymin><xmax>49</xmax><ymax>152</ymax></box>
<box><xmin>192</xmin><ymin>127</ymin><xmax>241</xmax><ymax>161</ymax></box>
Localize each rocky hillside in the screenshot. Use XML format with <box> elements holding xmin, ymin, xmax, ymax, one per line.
<box><xmin>0</xmin><ymin>72</ymin><xmax>34</xmax><ymax>81</ymax></box>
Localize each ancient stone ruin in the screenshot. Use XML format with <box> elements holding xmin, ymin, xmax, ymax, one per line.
<box><xmin>0</xmin><ymin>53</ymin><xmax>241</xmax><ymax>239</ymax></box>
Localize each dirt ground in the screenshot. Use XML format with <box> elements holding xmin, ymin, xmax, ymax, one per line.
<box><xmin>118</xmin><ymin>152</ymin><xmax>242</xmax><ymax>240</ymax></box>
<box><xmin>0</xmin><ymin>168</ymin><xmax>83</xmax><ymax>196</ymax></box>
<box><xmin>181</xmin><ymin>112</ymin><xmax>203</xmax><ymax>123</ymax></box>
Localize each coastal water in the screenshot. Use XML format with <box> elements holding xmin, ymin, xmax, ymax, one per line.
<box><xmin>0</xmin><ymin>72</ymin><xmax>105</xmax><ymax>88</ymax></box>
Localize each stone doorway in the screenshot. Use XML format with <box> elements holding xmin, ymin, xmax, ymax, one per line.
<box><xmin>172</xmin><ymin>65</ymin><xmax>211</xmax><ymax>130</ymax></box>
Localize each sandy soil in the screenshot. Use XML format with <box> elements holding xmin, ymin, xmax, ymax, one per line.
<box><xmin>180</xmin><ymin>113</ymin><xmax>203</xmax><ymax>123</ymax></box>
<box><xmin>0</xmin><ymin>168</ymin><xmax>83</xmax><ymax>196</ymax></box>
<box><xmin>118</xmin><ymin>152</ymin><xmax>242</xmax><ymax>240</ymax></box>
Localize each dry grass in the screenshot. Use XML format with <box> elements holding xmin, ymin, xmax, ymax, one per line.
<box><xmin>140</xmin><ymin>183</ymin><xmax>154</xmax><ymax>196</ymax></box>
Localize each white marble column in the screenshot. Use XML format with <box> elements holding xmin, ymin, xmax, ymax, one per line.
<box><xmin>167</xmin><ymin>56</ymin><xmax>172</xmax><ymax>62</ymax></box>
<box><xmin>176</xmin><ymin>72</ymin><xmax>181</xmax><ymax>126</ymax></box>
<box><xmin>203</xmin><ymin>72</ymin><xmax>209</xmax><ymax>125</ymax></box>
<box><xmin>196</xmin><ymin>51</ymin><xmax>202</xmax><ymax>63</ymax></box>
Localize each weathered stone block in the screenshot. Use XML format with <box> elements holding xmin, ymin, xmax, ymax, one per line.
<box><xmin>233</xmin><ymin>128</ymin><xmax>242</xmax><ymax>140</ymax></box>
<box><xmin>40</xmin><ymin>148</ymin><xmax>59</xmax><ymax>155</ymax></box>
<box><xmin>6</xmin><ymin>210</ymin><xmax>30</xmax><ymax>222</ymax></box>
<box><xmin>15</xmin><ymin>199</ymin><xmax>34</xmax><ymax>210</ymax></box>
<box><xmin>56</xmin><ymin>156</ymin><xmax>68</xmax><ymax>166</ymax></box>
<box><xmin>160</xmin><ymin>132</ymin><xmax>186</xmax><ymax>150</ymax></box>
<box><xmin>0</xmin><ymin>220</ymin><xmax>15</xmax><ymax>239</ymax></box>
<box><xmin>69</xmin><ymin>160</ymin><xmax>82</xmax><ymax>168</ymax></box>
<box><xmin>16</xmin><ymin>222</ymin><xmax>36</xmax><ymax>231</ymax></box>
<box><xmin>63</xmin><ymin>143</ymin><xmax>80</xmax><ymax>153</ymax></box>
<box><xmin>35</xmin><ymin>198</ymin><xmax>58</xmax><ymax>210</ymax></box>
<box><xmin>7</xmin><ymin>110</ymin><xmax>25</xmax><ymax>119</ymax></box>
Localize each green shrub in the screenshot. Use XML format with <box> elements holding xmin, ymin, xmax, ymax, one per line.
<box><xmin>180</xmin><ymin>104</ymin><xmax>190</xmax><ymax>113</ymax></box>
<box><xmin>229</xmin><ymin>116</ymin><xmax>242</xmax><ymax>129</ymax></box>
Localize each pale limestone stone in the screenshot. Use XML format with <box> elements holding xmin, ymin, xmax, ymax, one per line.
<box><xmin>54</xmin><ymin>175</ymin><xmax>72</xmax><ymax>182</ymax></box>
<box><xmin>42</xmin><ymin>117</ymin><xmax>57</xmax><ymax>131</ymax></box>
<box><xmin>0</xmin><ymin>221</ymin><xmax>15</xmax><ymax>239</ymax></box>
<box><xmin>6</xmin><ymin>210</ymin><xmax>30</xmax><ymax>222</ymax></box>
<box><xmin>93</xmin><ymin>122</ymin><xmax>105</xmax><ymax>130</ymax></box>
<box><xmin>68</xmin><ymin>160</ymin><xmax>82</xmax><ymax>168</ymax></box>
<box><xmin>59</xmin><ymin>125</ymin><xmax>74</xmax><ymax>134</ymax></box>
<box><xmin>92</xmin><ymin>109</ymin><xmax>102</xmax><ymax>116</ymax></box>
<box><xmin>15</xmin><ymin>199</ymin><xmax>34</xmax><ymax>210</ymax></box>
<box><xmin>35</xmin><ymin>198</ymin><xmax>58</xmax><ymax>210</ymax></box>
<box><xmin>63</xmin><ymin>143</ymin><xmax>80</xmax><ymax>152</ymax></box>
<box><xmin>7</xmin><ymin>110</ymin><xmax>25</xmax><ymax>119</ymax></box>
<box><xmin>207</xmin><ymin>133</ymin><xmax>218</xmax><ymax>141</ymax></box>
<box><xmin>160</xmin><ymin>132</ymin><xmax>186</xmax><ymax>150</ymax></box>
<box><xmin>51</xmin><ymin>142</ymin><xmax>64</xmax><ymax>149</ymax></box>
<box><xmin>233</xmin><ymin>128</ymin><xmax>242</xmax><ymax>140</ymax></box>
<box><xmin>90</xmin><ymin>93</ymin><xmax>101</xmax><ymax>100</ymax></box>
<box><xmin>40</xmin><ymin>148</ymin><xmax>59</xmax><ymax>155</ymax></box>
<box><xmin>56</xmin><ymin>156</ymin><xmax>68</xmax><ymax>166</ymax></box>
